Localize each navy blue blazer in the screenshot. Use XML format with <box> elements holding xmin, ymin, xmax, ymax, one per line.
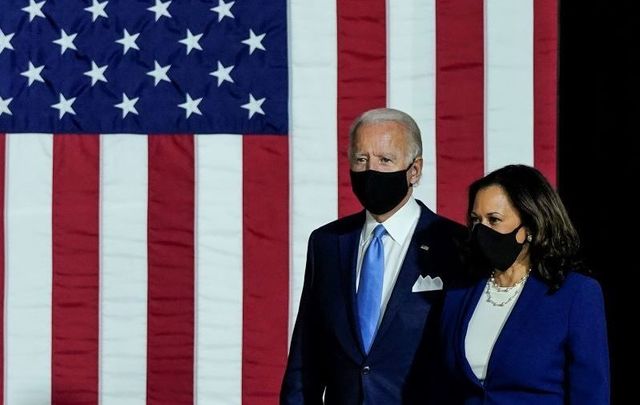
<box><xmin>280</xmin><ymin>201</ymin><xmax>465</xmax><ymax>405</ymax></box>
<box><xmin>438</xmin><ymin>272</ymin><xmax>610</xmax><ymax>404</ymax></box>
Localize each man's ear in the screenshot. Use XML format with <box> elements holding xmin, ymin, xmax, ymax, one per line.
<box><xmin>409</xmin><ymin>157</ymin><xmax>423</xmax><ymax>185</ymax></box>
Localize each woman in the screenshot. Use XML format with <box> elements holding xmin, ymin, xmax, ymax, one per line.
<box><xmin>438</xmin><ymin>165</ymin><xmax>609</xmax><ymax>404</ymax></box>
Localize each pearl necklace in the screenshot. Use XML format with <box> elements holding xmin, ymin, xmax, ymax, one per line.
<box><xmin>485</xmin><ymin>269</ymin><xmax>531</xmax><ymax>307</ymax></box>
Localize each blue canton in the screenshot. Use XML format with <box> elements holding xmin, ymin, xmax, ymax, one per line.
<box><xmin>0</xmin><ymin>0</ymin><xmax>288</xmax><ymax>134</ymax></box>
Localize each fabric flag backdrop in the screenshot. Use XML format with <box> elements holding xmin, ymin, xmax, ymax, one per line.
<box><xmin>0</xmin><ymin>0</ymin><xmax>556</xmax><ymax>404</ymax></box>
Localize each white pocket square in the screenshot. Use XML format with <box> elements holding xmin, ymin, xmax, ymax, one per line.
<box><xmin>412</xmin><ymin>275</ymin><xmax>443</xmax><ymax>292</ymax></box>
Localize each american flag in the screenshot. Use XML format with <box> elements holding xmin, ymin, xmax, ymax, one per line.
<box><xmin>0</xmin><ymin>0</ymin><xmax>556</xmax><ymax>404</ymax></box>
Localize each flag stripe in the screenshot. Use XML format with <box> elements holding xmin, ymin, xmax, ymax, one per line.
<box><xmin>242</xmin><ymin>135</ymin><xmax>289</xmax><ymax>405</ymax></box>
<box><xmin>436</xmin><ymin>0</ymin><xmax>485</xmax><ymax>222</ymax></box>
<box><xmin>387</xmin><ymin>0</ymin><xmax>437</xmax><ymax>208</ymax></box>
<box><xmin>0</xmin><ymin>134</ymin><xmax>5</xmax><ymax>405</ymax></box>
<box><xmin>146</xmin><ymin>135</ymin><xmax>195</xmax><ymax>405</ymax></box>
<box><xmin>195</xmin><ymin>134</ymin><xmax>243</xmax><ymax>404</ymax></box>
<box><xmin>534</xmin><ymin>0</ymin><xmax>558</xmax><ymax>185</ymax></box>
<box><xmin>337</xmin><ymin>0</ymin><xmax>387</xmax><ymax>217</ymax></box>
<box><xmin>485</xmin><ymin>0</ymin><xmax>534</xmax><ymax>172</ymax></box>
<box><xmin>289</xmin><ymin>0</ymin><xmax>339</xmax><ymax>336</ymax></box>
<box><xmin>100</xmin><ymin>134</ymin><xmax>148</xmax><ymax>405</ymax></box>
<box><xmin>52</xmin><ymin>135</ymin><xmax>100</xmax><ymax>404</ymax></box>
<box><xmin>5</xmin><ymin>134</ymin><xmax>53</xmax><ymax>404</ymax></box>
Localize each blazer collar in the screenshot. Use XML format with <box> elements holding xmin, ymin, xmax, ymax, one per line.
<box><xmin>456</xmin><ymin>273</ymin><xmax>548</xmax><ymax>387</ymax></box>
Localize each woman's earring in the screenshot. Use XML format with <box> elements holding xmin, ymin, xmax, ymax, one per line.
<box><xmin>526</xmin><ymin>234</ymin><xmax>533</xmax><ymax>242</ymax></box>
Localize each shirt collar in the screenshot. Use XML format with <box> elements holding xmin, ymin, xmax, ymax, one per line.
<box><xmin>362</xmin><ymin>197</ymin><xmax>421</xmax><ymax>246</ymax></box>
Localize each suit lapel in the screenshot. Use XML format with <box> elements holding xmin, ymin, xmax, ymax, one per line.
<box><xmin>457</xmin><ymin>280</ymin><xmax>487</xmax><ymax>387</ymax></box>
<box><xmin>338</xmin><ymin>216</ymin><xmax>366</xmax><ymax>355</ymax></box>
<box><xmin>370</xmin><ymin>205</ymin><xmax>437</xmax><ymax>349</ymax></box>
<box><xmin>485</xmin><ymin>275</ymin><xmax>546</xmax><ymax>378</ymax></box>
<box><xmin>456</xmin><ymin>274</ymin><xmax>547</xmax><ymax>386</ymax></box>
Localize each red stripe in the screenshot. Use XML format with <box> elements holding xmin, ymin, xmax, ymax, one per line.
<box><xmin>147</xmin><ymin>135</ymin><xmax>195</xmax><ymax>405</ymax></box>
<box><xmin>534</xmin><ymin>0</ymin><xmax>558</xmax><ymax>186</ymax></box>
<box><xmin>242</xmin><ymin>135</ymin><xmax>289</xmax><ymax>405</ymax></box>
<box><xmin>436</xmin><ymin>0</ymin><xmax>485</xmax><ymax>223</ymax></box>
<box><xmin>337</xmin><ymin>0</ymin><xmax>387</xmax><ymax>217</ymax></box>
<box><xmin>0</xmin><ymin>134</ymin><xmax>5</xmax><ymax>405</ymax></box>
<box><xmin>52</xmin><ymin>134</ymin><xmax>100</xmax><ymax>405</ymax></box>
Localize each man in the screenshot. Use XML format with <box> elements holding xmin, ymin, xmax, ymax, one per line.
<box><xmin>281</xmin><ymin>108</ymin><xmax>466</xmax><ymax>404</ymax></box>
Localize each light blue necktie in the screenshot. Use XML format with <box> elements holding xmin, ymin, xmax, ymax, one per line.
<box><xmin>357</xmin><ymin>224</ymin><xmax>386</xmax><ymax>354</ymax></box>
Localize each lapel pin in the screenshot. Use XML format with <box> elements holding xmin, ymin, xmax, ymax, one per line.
<box><xmin>420</xmin><ymin>244</ymin><xmax>429</xmax><ymax>251</ymax></box>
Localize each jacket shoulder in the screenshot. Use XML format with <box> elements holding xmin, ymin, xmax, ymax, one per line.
<box><xmin>310</xmin><ymin>210</ymin><xmax>364</xmax><ymax>239</ymax></box>
<box><xmin>562</xmin><ymin>272</ymin><xmax>604</xmax><ymax>297</ymax></box>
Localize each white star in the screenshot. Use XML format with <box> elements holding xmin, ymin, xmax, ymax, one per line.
<box><xmin>0</xmin><ymin>29</ymin><xmax>15</xmax><ymax>54</ymax></box>
<box><xmin>116</xmin><ymin>29</ymin><xmax>140</xmax><ymax>54</ymax></box>
<box><xmin>211</xmin><ymin>0</ymin><xmax>235</xmax><ymax>22</ymax></box>
<box><xmin>84</xmin><ymin>61</ymin><xmax>108</xmax><ymax>86</ymax></box>
<box><xmin>21</xmin><ymin>61</ymin><xmax>45</xmax><ymax>86</ymax></box>
<box><xmin>179</xmin><ymin>29</ymin><xmax>203</xmax><ymax>54</ymax></box>
<box><xmin>209</xmin><ymin>61</ymin><xmax>234</xmax><ymax>87</ymax></box>
<box><xmin>51</xmin><ymin>93</ymin><xmax>77</xmax><ymax>119</ymax></box>
<box><xmin>147</xmin><ymin>61</ymin><xmax>171</xmax><ymax>86</ymax></box>
<box><xmin>242</xmin><ymin>29</ymin><xmax>266</xmax><ymax>55</ymax></box>
<box><xmin>84</xmin><ymin>0</ymin><xmax>108</xmax><ymax>22</ymax></box>
<box><xmin>178</xmin><ymin>93</ymin><xmax>203</xmax><ymax>118</ymax></box>
<box><xmin>147</xmin><ymin>0</ymin><xmax>172</xmax><ymax>22</ymax></box>
<box><xmin>0</xmin><ymin>96</ymin><xmax>12</xmax><ymax>117</ymax></box>
<box><xmin>241</xmin><ymin>93</ymin><xmax>265</xmax><ymax>119</ymax></box>
<box><xmin>52</xmin><ymin>29</ymin><xmax>78</xmax><ymax>55</ymax></box>
<box><xmin>114</xmin><ymin>93</ymin><xmax>139</xmax><ymax>118</ymax></box>
<box><xmin>22</xmin><ymin>0</ymin><xmax>46</xmax><ymax>22</ymax></box>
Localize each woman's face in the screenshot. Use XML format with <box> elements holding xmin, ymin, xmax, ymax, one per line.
<box><xmin>470</xmin><ymin>185</ymin><xmax>528</xmax><ymax>244</ymax></box>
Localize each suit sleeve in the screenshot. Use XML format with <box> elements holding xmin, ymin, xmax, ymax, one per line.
<box><xmin>280</xmin><ymin>232</ymin><xmax>325</xmax><ymax>405</ymax></box>
<box><xmin>567</xmin><ymin>278</ymin><xmax>610</xmax><ymax>404</ymax></box>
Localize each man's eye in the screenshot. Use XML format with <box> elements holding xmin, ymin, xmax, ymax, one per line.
<box><xmin>355</xmin><ymin>157</ymin><xmax>367</xmax><ymax>163</ymax></box>
<box><xmin>380</xmin><ymin>157</ymin><xmax>391</xmax><ymax>163</ymax></box>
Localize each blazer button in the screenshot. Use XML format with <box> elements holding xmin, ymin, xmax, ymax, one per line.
<box><xmin>362</xmin><ymin>365</ymin><xmax>371</xmax><ymax>375</ymax></box>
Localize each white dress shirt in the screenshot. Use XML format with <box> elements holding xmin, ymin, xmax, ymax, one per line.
<box><xmin>355</xmin><ymin>197</ymin><xmax>420</xmax><ymax>328</ymax></box>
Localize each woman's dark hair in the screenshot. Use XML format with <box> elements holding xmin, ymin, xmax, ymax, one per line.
<box><xmin>466</xmin><ymin>164</ymin><xmax>585</xmax><ymax>290</ymax></box>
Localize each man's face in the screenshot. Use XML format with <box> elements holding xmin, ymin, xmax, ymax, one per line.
<box><xmin>350</xmin><ymin>121</ymin><xmax>411</xmax><ymax>172</ymax></box>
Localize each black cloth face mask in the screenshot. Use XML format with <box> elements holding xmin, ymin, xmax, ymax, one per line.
<box><xmin>472</xmin><ymin>223</ymin><xmax>526</xmax><ymax>271</ymax></box>
<box><xmin>350</xmin><ymin>164</ymin><xmax>413</xmax><ymax>215</ymax></box>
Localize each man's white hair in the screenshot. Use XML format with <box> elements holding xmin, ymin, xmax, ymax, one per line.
<box><xmin>348</xmin><ymin>107</ymin><xmax>423</xmax><ymax>166</ymax></box>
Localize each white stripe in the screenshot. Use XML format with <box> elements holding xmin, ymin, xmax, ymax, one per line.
<box><xmin>289</xmin><ymin>0</ymin><xmax>338</xmax><ymax>336</ymax></box>
<box><xmin>484</xmin><ymin>0</ymin><xmax>534</xmax><ymax>172</ymax></box>
<box><xmin>387</xmin><ymin>0</ymin><xmax>437</xmax><ymax>209</ymax></box>
<box><xmin>5</xmin><ymin>134</ymin><xmax>52</xmax><ymax>404</ymax></box>
<box><xmin>194</xmin><ymin>135</ymin><xmax>243</xmax><ymax>404</ymax></box>
<box><xmin>100</xmin><ymin>134</ymin><xmax>148</xmax><ymax>405</ymax></box>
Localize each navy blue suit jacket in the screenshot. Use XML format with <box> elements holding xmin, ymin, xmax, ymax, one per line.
<box><xmin>280</xmin><ymin>201</ymin><xmax>465</xmax><ymax>404</ymax></box>
<box><xmin>438</xmin><ymin>272</ymin><xmax>610</xmax><ymax>404</ymax></box>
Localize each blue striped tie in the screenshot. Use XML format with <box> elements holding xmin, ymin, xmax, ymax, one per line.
<box><xmin>357</xmin><ymin>224</ymin><xmax>386</xmax><ymax>354</ymax></box>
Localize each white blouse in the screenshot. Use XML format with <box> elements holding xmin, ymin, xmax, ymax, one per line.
<box><xmin>464</xmin><ymin>278</ymin><xmax>527</xmax><ymax>381</ymax></box>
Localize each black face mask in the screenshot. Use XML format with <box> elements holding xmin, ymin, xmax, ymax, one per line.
<box><xmin>350</xmin><ymin>165</ymin><xmax>412</xmax><ymax>215</ymax></box>
<box><xmin>472</xmin><ymin>223</ymin><xmax>526</xmax><ymax>271</ymax></box>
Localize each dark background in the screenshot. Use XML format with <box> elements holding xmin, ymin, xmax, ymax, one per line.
<box><xmin>559</xmin><ymin>1</ymin><xmax>638</xmax><ymax>402</ymax></box>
